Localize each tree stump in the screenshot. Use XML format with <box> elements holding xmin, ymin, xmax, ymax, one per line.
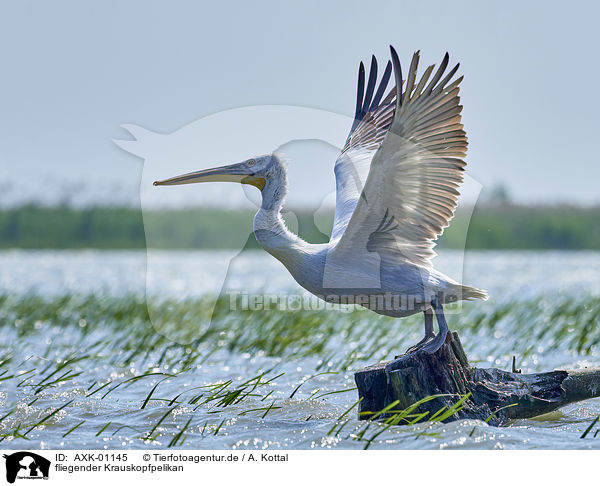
<box><xmin>354</xmin><ymin>331</ymin><xmax>600</xmax><ymax>426</ymax></box>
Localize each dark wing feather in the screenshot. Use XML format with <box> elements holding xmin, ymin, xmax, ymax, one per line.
<box><xmin>330</xmin><ymin>48</ymin><xmax>468</xmax><ymax>268</ymax></box>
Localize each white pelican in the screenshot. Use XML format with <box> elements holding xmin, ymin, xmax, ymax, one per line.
<box><xmin>154</xmin><ymin>47</ymin><xmax>487</xmax><ymax>354</ymax></box>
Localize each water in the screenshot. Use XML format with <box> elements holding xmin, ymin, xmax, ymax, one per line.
<box><xmin>1</xmin><ymin>250</ymin><xmax>599</xmax><ymax>449</ymax></box>
<box><xmin>2</xmin><ymin>249</ymin><xmax>600</xmax><ymax>299</ymax></box>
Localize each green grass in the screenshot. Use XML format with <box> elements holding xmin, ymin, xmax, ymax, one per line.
<box><xmin>2</xmin><ymin>293</ymin><xmax>599</xmax><ymax>360</ymax></box>
<box><xmin>2</xmin><ymin>292</ymin><xmax>600</xmax><ymax>394</ymax></box>
<box><xmin>1</xmin><ymin>292</ymin><xmax>600</xmax><ymax>447</ymax></box>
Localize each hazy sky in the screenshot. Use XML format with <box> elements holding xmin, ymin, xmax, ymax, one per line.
<box><xmin>1</xmin><ymin>0</ymin><xmax>599</xmax><ymax>208</ymax></box>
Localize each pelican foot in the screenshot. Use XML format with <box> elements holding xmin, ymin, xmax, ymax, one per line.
<box><xmin>410</xmin><ymin>296</ymin><xmax>449</xmax><ymax>354</ymax></box>
<box><xmin>400</xmin><ymin>334</ymin><xmax>436</xmax><ymax>357</ymax></box>
<box><xmin>401</xmin><ymin>329</ymin><xmax>447</xmax><ymax>355</ymax></box>
<box><xmin>419</xmin><ymin>330</ymin><xmax>447</xmax><ymax>354</ymax></box>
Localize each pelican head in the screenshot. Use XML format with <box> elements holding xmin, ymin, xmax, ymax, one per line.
<box><xmin>153</xmin><ymin>154</ymin><xmax>275</xmax><ymax>191</ymax></box>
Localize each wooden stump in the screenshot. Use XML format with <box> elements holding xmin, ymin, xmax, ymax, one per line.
<box><xmin>354</xmin><ymin>331</ymin><xmax>600</xmax><ymax>426</ymax></box>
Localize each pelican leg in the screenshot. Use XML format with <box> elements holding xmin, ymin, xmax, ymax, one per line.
<box><xmin>404</xmin><ymin>308</ymin><xmax>435</xmax><ymax>354</ymax></box>
<box><xmin>420</xmin><ymin>297</ymin><xmax>448</xmax><ymax>354</ymax></box>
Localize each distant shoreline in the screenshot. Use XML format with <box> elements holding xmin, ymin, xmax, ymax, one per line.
<box><xmin>0</xmin><ymin>204</ymin><xmax>598</xmax><ymax>250</ymax></box>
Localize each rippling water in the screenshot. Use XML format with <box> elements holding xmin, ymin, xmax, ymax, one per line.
<box><xmin>1</xmin><ymin>250</ymin><xmax>599</xmax><ymax>449</ymax></box>
<box><xmin>2</xmin><ymin>249</ymin><xmax>600</xmax><ymax>299</ymax></box>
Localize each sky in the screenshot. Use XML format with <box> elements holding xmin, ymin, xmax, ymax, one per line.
<box><xmin>1</xmin><ymin>0</ymin><xmax>599</xmax><ymax>208</ymax></box>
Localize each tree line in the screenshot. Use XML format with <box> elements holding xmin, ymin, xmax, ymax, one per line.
<box><xmin>0</xmin><ymin>204</ymin><xmax>598</xmax><ymax>250</ymax></box>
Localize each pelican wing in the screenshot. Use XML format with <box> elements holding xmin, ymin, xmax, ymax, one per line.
<box><xmin>330</xmin><ymin>55</ymin><xmax>396</xmax><ymax>241</ymax></box>
<box><xmin>330</xmin><ymin>48</ymin><xmax>467</xmax><ymax>269</ymax></box>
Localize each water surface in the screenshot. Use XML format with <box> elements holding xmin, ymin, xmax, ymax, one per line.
<box><xmin>1</xmin><ymin>250</ymin><xmax>599</xmax><ymax>449</ymax></box>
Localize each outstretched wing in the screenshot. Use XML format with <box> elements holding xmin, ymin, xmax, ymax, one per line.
<box><xmin>330</xmin><ymin>55</ymin><xmax>396</xmax><ymax>241</ymax></box>
<box><xmin>330</xmin><ymin>47</ymin><xmax>467</xmax><ymax>269</ymax></box>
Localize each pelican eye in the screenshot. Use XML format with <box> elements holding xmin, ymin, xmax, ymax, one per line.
<box><xmin>247</xmin><ymin>159</ymin><xmax>256</xmax><ymax>167</ymax></box>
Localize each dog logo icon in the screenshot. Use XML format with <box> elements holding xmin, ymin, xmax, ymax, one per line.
<box><xmin>3</xmin><ymin>452</ymin><xmax>51</xmax><ymax>483</ymax></box>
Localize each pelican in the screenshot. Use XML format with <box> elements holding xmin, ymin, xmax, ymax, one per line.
<box><xmin>154</xmin><ymin>46</ymin><xmax>487</xmax><ymax>354</ymax></box>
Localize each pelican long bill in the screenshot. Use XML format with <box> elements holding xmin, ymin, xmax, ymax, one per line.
<box><xmin>153</xmin><ymin>162</ymin><xmax>265</xmax><ymax>190</ymax></box>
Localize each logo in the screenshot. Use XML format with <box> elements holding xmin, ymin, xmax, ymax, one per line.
<box><xmin>3</xmin><ymin>452</ymin><xmax>50</xmax><ymax>484</ymax></box>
